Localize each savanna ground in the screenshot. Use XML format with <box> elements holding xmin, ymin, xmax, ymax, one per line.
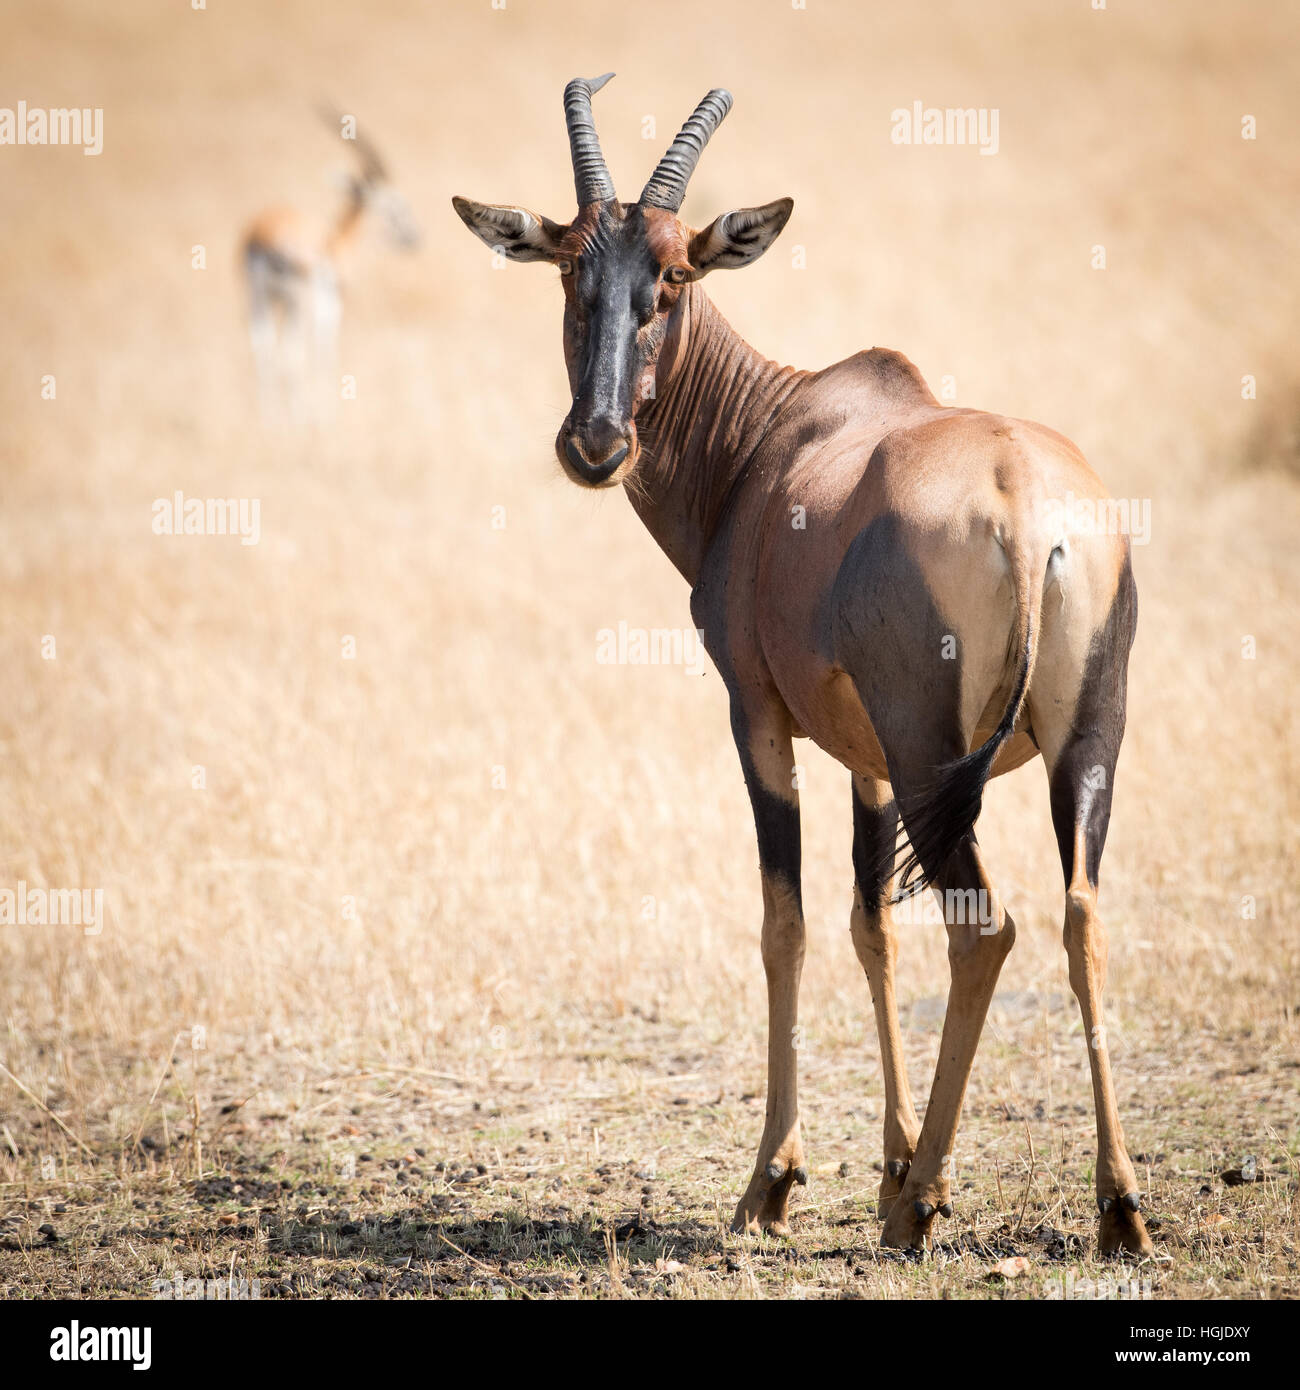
<box><xmin>1</xmin><ymin>0</ymin><xmax>1297</xmax><ymax>1300</ymax></box>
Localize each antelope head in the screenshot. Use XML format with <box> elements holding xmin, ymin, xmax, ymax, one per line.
<box><xmin>453</xmin><ymin>75</ymin><xmax>792</xmax><ymax>487</ymax></box>
<box><xmin>327</xmin><ymin>109</ymin><xmax>421</xmax><ymax>251</ymax></box>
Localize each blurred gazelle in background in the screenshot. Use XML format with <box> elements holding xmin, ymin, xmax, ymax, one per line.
<box><xmin>241</xmin><ymin>111</ymin><xmax>419</xmax><ymax>421</ymax></box>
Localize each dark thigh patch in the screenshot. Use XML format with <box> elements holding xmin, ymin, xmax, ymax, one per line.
<box><xmin>851</xmin><ymin>783</ymin><xmax>900</xmax><ymax>910</ymax></box>
<box><xmin>1047</xmin><ymin>552</ymin><xmax>1138</xmax><ymax>889</ymax></box>
<box><xmin>729</xmin><ymin>702</ymin><xmax>801</xmax><ymax>907</ymax></box>
<box><xmin>830</xmin><ymin>514</ymin><xmax>965</xmax><ymax>774</ymax></box>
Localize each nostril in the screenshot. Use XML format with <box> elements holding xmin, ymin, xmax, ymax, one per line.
<box><xmin>565</xmin><ymin>436</ymin><xmax>589</xmax><ymax>470</ymax></box>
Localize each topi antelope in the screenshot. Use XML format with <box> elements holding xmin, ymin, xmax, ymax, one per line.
<box><xmin>453</xmin><ymin>76</ymin><xmax>1151</xmax><ymax>1256</ymax></box>
<box><xmin>243</xmin><ymin>111</ymin><xmax>419</xmax><ymax>420</ymax></box>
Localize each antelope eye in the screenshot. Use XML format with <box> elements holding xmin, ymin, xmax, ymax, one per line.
<box><xmin>663</xmin><ymin>265</ymin><xmax>688</xmax><ymax>285</ymax></box>
<box><xmin>556</xmin><ymin>258</ymin><xmax>574</xmax><ymax>276</ymax></box>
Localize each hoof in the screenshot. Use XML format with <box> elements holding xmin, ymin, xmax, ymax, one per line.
<box><xmin>880</xmin><ymin>1188</ymin><xmax>947</xmax><ymax>1250</ymax></box>
<box><xmin>733</xmin><ymin>1212</ymin><xmax>792</xmax><ymax>1238</ymax></box>
<box><xmin>1099</xmin><ymin>1194</ymin><xmax>1154</xmax><ymax>1257</ymax></box>
<box><xmin>733</xmin><ymin>1155</ymin><xmax>804</xmax><ymax>1237</ymax></box>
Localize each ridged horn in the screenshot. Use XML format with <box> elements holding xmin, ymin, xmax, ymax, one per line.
<box><xmin>639</xmin><ymin>88</ymin><xmax>733</xmax><ymax>211</ymax></box>
<box><xmin>564</xmin><ymin>73</ymin><xmax>616</xmax><ymax>205</ymax></box>
<box><xmin>319</xmin><ymin>105</ymin><xmax>388</xmax><ymax>183</ymax></box>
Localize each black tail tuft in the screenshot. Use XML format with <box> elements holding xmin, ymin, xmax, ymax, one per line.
<box><xmin>888</xmin><ymin>635</ymin><xmax>1033</xmax><ymax>898</ymax></box>
<box><xmin>890</xmin><ymin>738</ymin><xmax>1002</xmax><ymax>897</ymax></box>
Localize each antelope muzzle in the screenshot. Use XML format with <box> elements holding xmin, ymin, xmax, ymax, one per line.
<box><xmin>559</xmin><ymin>414</ymin><xmax>634</xmax><ymax>487</ymax></box>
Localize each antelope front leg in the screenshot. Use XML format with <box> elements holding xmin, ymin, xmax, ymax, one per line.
<box><xmin>730</xmin><ymin>702</ymin><xmax>807</xmax><ymax>1237</ymax></box>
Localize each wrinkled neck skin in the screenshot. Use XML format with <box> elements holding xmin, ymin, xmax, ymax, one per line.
<box><xmin>629</xmin><ymin>283</ymin><xmax>805</xmax><ymax>585</ymax></box>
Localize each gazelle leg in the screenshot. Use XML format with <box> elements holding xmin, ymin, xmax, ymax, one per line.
<box><xmin>849</xmin><ymin>774</ymin><xmax>920</xmax><ymax>1217</ymax></box>
<box><xmin>279</xmin><ymin>286</ymin><xmax>311</xmax><ymax>425</ymax></box>
<box><xmin>246</xmin><ymin>256</ymin><xmax>279</xmax><ymax>422</ymax></box>
<box><xmin>311</xmin><ymin>271</ymin><xmax>341</xmax><ymax>419</ymax></box>
<box><xmin>880</xmin><ymin>835</ymin><xmax>1015</xmax><ymax>1249</ymax></box>
<box><xmin>731</xmin><ymin>699</ymin><xmax>807</xmax><ymax>1237</ymax></box>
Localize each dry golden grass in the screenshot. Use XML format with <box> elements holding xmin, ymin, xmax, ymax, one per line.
<box><xmin>0</xmin><ymin>0</ymin><xmax>1297</xmax><ymax>1299</ymax></box>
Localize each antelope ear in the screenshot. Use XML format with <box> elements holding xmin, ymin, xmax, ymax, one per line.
<box><xmin>686</xmin><ymin>198</ymin><xmax>794</xmax><ymax>277</ymax></box>
<box><xmin>452</xmin><ymin>196</ymin><xmax>566</xmax><ymax>263</ymax></box>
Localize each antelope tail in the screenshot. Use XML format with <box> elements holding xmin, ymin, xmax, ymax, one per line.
<box><xmin>893</xmin><ymin>539</ymin><xmax>1046</xmax><ymax>896</ymax></box>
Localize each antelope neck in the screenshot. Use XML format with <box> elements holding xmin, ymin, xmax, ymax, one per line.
<box><xmin>630</xmin><ymin>283</ymin><xmax>805</xmax><ymax>585</ymax></box>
